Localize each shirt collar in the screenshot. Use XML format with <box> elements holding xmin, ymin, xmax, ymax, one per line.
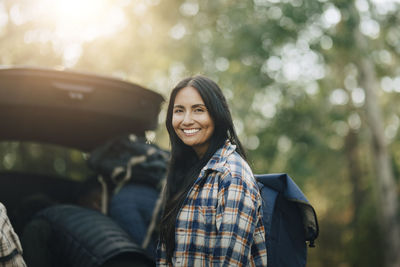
<box><xmin>202</xmin><ymin>140</ymin><xmax>236</xmax><ymax>173</ymax></box>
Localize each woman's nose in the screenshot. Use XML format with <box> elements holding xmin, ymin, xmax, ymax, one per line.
<box><xmin>182</xmin><ymin>112</ymin><xmax>194</xmax><ymax>125</ymax></box>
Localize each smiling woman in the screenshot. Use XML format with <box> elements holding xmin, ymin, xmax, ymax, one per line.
<box><xmin>172</xmin><ymin>86</ymin><xmax>215</xmax><ymax>158</ymax></box>
<box><xmin>159</xmin><ymin>76</ymin><xmax>267</xmax><ymax>266</ymax></box>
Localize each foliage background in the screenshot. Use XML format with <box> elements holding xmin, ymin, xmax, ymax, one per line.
<box><xmin>0</xmin><ymin>0</ymin><xmax>399</xmax><ymax>266</ymax></box>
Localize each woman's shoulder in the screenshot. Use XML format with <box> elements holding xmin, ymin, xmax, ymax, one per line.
<box><xmin>221</xmin><ymin>151</ymin><xmax>258</xmax><ymax>190</ymax></box>
<box><xmin>205</xmin><ymin>141</ymin><xmax>258</xmax><ymax>190</ymax></box>
<box><xmin>225</xmin><ymin>151</ymin><xmax>252</xmax><ymax>172</ymax></box>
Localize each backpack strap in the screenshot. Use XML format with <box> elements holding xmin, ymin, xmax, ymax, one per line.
<box><xmin>257</xmin><ymin>181</ymin><xmax>278</xmax><ymax>234</ymax></box>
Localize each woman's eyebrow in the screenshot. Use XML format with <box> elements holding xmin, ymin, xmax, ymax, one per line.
<box><xmin>173</xmin><ymin>104</ymin><xmax>185</xmax><ymax>109</ymax></box>
<box><xmin>173</xmin><ymin>103</ymin><xmax>206</xmax><ymax>109</ymax></box>
<box><xmin>192</xmin><ymin>104</ymin><xmax>206</xmax><ymax>108</ymax></box>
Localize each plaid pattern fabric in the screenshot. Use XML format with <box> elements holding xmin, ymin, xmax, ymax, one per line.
<box><xmin>0</xmin><ymin>203</ymin><xmax>26</xmax><ymax>267</ymax></box>
<box><xmin>157</xmin><ymin>141</ymin><xmax>267</xmax><ymax>266</ymax></box>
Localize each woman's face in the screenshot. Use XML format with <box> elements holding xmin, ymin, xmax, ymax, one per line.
<box><xmin>172</xmin><ymin>86</ymin><xmax>215</xmax><ymax>158</ymax></box>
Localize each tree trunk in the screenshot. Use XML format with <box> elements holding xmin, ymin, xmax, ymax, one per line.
<box><xmin>344</xmin><ymin>130</ymin><xmax>364</xmax><ymax>225</ymax></box>
<box><xmin>355</xmin><ymin>31</ymin><xmax>400</xmax><ymax>267</ymax></box>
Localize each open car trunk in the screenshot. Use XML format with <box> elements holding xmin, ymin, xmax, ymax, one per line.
<box><xmin>0</xmin><ymin>66</ymin><xmax>164</xmax><ymax>224</ymax></box>
<box><xmin>0</xmin><ymin>67</ymin><xmax>164</xmax><ymax>151</ymax></box>
<box><xmin>0</xmin><ymin>67</ymin><xmax>165</xmax><ymax>266</ymax></box>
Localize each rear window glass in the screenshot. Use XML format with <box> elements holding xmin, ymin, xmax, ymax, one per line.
<box><xmin>0</xmin><ymin>141</ymin><xmax>94</xmax><ymax>181</ymax></box>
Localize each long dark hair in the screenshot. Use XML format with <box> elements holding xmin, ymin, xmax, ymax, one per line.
<box><xmin>159</xmin><ymin>75</ymin><xmax>246</xmax><ymax>262</ymax></box>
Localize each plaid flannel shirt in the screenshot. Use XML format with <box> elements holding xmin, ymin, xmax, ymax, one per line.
<box><xmin>157</xmin><ymin>141</ymin><xmax>267</xmax><ymax>266</ymax></box>
<box><xmin>0</xmin><ymin>203</ymin><xmax>26</xmax><ymax>267</ymax></box>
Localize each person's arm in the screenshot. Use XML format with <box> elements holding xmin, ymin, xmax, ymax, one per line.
<box><xmin>214</xmin><ymin>173</ymin><xmax>267</xmax><ymax>266</ymax></box>
<box><xmin>0</xmin><ymin>203</ymin><xmax>27</xmax><ymax>267</ymax></box>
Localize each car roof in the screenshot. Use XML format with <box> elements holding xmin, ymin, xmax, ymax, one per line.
<box><xmin>0</xmin><ymin>67</ymin><xmax>164</xmax><ymax>151</ymax></box>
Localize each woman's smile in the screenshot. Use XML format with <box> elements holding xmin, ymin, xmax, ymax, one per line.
<box><xmin>182</xmin><ymin>128</ymin><xmax>200</xmax><ymax>135</ymax></box>
<box><xmin>172</xmin><ymin>86</ymin><xmax>215</xmax><ymax>158</ymax></box>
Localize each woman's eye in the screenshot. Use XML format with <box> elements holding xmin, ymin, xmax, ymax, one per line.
<box><xmin>194</xmin><ymin>108</ymin><xmax>204</xmax><ymax>113</ymax></box>
<box><xmin>173</xmin><ymin>109</ymin><xmax>183</xmax><ymax>113</ymax></box>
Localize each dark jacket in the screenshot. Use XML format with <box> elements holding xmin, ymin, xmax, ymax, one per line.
<box><xmin>35</xmin><ymin>205</ymin><xmax>151</xmax><ymax>267</ymax></box>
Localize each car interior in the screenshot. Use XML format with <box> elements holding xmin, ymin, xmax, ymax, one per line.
<box><xmin>0</xmin><ymin>67</ymin><xmax>165</xmax><ymax>266</ymax></box>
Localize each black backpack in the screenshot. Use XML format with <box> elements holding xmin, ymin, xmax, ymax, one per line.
<box><xmin>255</xmin><ymin>173</ymin><xmax>319</xmax><ymax>267</ymax></box>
